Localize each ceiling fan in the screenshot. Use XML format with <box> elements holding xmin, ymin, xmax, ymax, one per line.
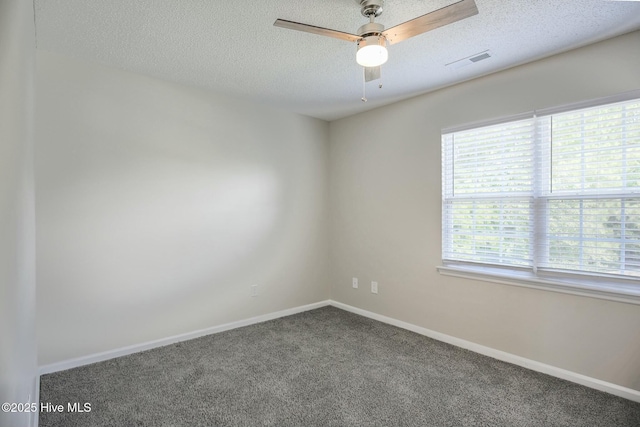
<box><xmin>274</xmin><ymin>0</ymin><xmax>479</xmax><ymax>84</ymax></box>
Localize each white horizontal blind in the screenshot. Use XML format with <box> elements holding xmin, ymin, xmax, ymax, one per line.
<box><xmin>442</xmin><ymin>118</ymin><xmax>535</xmax><ymax>267</ymax></box>
<box><xmin>442</xmin><ymin>96</ymin><xmax>640</xmax><ymax>280</ymax></box>
<box><xmin>548</xmin><ymin>101</ymin><xmax>640</xmax><ymax>195</ymax></box>
<box><xmin>543</xmin><ymin>199</ymin><xmax>640</xmax><ymax>276</ymax></box>
<box><xmin>538</xmin><ymin>100</ymin><xmax>640</xmax><ymax>277</ymax></box>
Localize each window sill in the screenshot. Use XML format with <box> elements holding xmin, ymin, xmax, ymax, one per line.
<box><xmin>437</xmin><ymin>264</ymin><xmax>640</xmax><ymax>305</ymax></box>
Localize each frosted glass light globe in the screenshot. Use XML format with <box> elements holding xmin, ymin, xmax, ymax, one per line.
<box><xmin>356</xmin><ymin>44</ymin><xmax>388</xmax><ymax>67</ymax></box>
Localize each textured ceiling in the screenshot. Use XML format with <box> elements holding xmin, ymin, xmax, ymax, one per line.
<box><xmin>35</xmin><ymin>0</ymin><xmax>640</xmax><ymax>121</ymax></box>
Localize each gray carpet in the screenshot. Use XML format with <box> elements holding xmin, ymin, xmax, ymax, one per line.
<box><xmin>40</xmin><ymin>306</ymin><xmax>640</xmax><ymax>426</ymax></box>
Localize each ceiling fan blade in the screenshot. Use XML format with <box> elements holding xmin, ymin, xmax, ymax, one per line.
<box><xmin>274</xmin><ymin>19</ymin><xmax>361</xmax><ymax>43</ymax></box>
<box><xmin>364</xmin><ymin>66</ymin><xmax>381</xmax><ymax>82</ymax></box>
<box><xmin>382</xmin><ymin>0</ymin><xmax>479</xmax><ymax>45</ymax></box>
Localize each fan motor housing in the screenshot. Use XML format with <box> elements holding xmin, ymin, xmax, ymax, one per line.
<box><xmin>357</xmin><ymin>22</ymin><xmax>385</xmax><ymax>38</ymax></box>
<box><xmin>357</xmin><ymin>34</ymin><xmax>386</xmax><ymax>50</ymax></box>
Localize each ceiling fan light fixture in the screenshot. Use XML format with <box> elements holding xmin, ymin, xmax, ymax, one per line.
<box><xmin>356</xmin><ymin>35</ymin><xmax>388</xmax><ymax>67</ymax></box>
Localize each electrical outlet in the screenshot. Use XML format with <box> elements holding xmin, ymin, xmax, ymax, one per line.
<box><xmin>352</xmin><ymin>277</ymin><xmax>358</xmax><ymax>289</ymax></box>
<box><xmin>371</xmin><ymin>281</ymin><xmax>378</xmax><ymax>294</ymax></box>
<box><xmin>251</xmin><ymin>285</ymin><xmax>258</xmax><ymax>297</ymax></box>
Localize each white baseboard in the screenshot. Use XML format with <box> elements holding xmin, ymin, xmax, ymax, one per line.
<box><xmin>329</xmin><ymin>300</ymin><xmax>640</xmax><ymax>403</ymax></box>
<box><xmin>37</xmin><ymin>298</ymin><xmax>640</xmax><ymax>404</ymax></box>
<box><xmin>38</xmin><ymin>300</ymin><xmax>331</xmax><ymax>376</ymax></box>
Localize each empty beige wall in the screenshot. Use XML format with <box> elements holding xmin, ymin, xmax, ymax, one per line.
<box><xmin>36</xmin><ymin>51</ymin><xmax>330</xmax><ymax>366</ymax></box>
<box><xmin>329</xmin><ymin>30</ymin><xmax>640</xmax><ymax>391</ymax></box>
<box><xmin>0</xmin><ymin>0</ymin><xmax>37</xmax><ymax>426</ymax></box>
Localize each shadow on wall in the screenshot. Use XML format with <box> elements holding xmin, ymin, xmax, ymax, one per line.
<box><xmin>36</xmin><ymin>50</ymin><xmax>329</xmax><ymax>365</ymax></box>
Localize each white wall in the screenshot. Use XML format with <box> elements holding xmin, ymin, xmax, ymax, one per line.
<box><xmin>0</xmin><ymin>0</ymin><xmax>38</xmax><ymax>426</ymax></box>
<box><xmin>329</xmin><ymin>30</ymin><xmax>640</xmax><ymax>391</ymax></box>
<box><xmin>36</xmin><ymin>51</ymin><xmax>330</xmax><ymax>366</ymax></box>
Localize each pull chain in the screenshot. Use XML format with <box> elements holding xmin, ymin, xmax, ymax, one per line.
<box><xmin>361</xmin><ymin>68</ymin><xmax>367</xmax><ymax>102</ymax></box>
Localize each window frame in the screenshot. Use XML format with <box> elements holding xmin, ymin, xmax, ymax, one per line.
<box><xmin>439</xmin><ymin>90</ymin><xmax>640</xmax><ymax>305</ymax></box>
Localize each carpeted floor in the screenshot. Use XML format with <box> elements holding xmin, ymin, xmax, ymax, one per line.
<box><xmin>40</xmin><ymin>306</ymin><xmax>640</xmax><ymax>426</ymax></box>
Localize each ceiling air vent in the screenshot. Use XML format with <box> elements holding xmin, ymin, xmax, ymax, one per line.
<box><xmin>446</xmin><ymin>50</ymin><xmax>492</xmax><ymax>69</ymax></box>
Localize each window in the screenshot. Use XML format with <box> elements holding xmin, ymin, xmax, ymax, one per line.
<box><xmin>441</xmin><ymin>93</ymin><xmax>640</xmax><ymax>302</ymax></box>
